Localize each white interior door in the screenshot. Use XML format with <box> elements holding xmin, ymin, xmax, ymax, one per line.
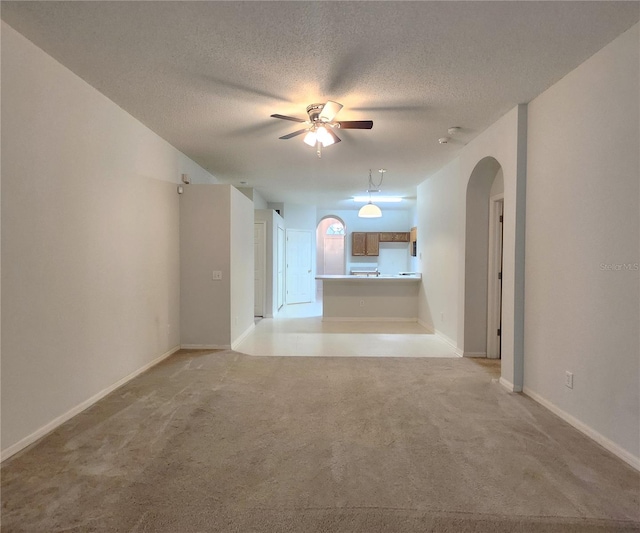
<box><xmin>254</xmin><ymin>222</ymin><xmax>266</xmax><ymax>317</ymax></box>
<box><xmin>286</xmin><ymin>229</ymin><xmax>312</xmax><ymax>304</ymax></box>
<box><xmin>277</xmin><ymin>226</ymin><xmax>285</xmax><ymax>310</ymax></box>
<box><xmin>487</xmin><ymin>196</ymin><xmax>504</xmax><ymax>359</ymax></box>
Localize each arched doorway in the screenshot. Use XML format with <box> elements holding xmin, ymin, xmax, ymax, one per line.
<box><xmin>464</xmin><ymin>157</ymin><xmax>504</xmax><ymax>358</ymax></box>
<box><xmin>316</xmin><ymin>216</ymin><xmax>346</xmax><ymax>298</ymax></box>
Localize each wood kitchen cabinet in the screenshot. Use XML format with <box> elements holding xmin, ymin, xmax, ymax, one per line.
<box><xmin>352</xmin><ymin>232</ymin><xmax>379</xmax><ymax>256</ymax></box>
<box><xmin>366</xmin><ymin>232</ymin><xmax>379</xmax><ymax>255</ymax></box>
<box><xmin>379</xmin><ymin>232</ymin><xmax>410</xmax><ymax>242</ymax></box>
<box><xmin>352</xmin><ymin>232</ymin><xmax>367</xmax><ymax>255</ymax></box>
<box><xmin>410</xmin><ymin>227</ymin><xmax>417</xmax><ymax>257</ymax></box>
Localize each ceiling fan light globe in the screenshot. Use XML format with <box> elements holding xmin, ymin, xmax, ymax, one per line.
<box><xmin>303</xmin><ymin>131</ymin><xmax>317</xmax><ymax>146</ymax></box>
<box><xmin>358</xmin><ymin>202</ymin><xmax>382</xmax><ymax>218</ymax></box>
<box><xmin>316</xmin><ymin>126</ymin><xmax>333</xmax><ymax>146</ymax></box>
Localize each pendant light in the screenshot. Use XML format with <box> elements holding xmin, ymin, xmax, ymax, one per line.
<box><xmin>358</xmin><ymin>201</ymin><xmax>382</xmax><ymax>218</ymax></box>
<box><xmin>358</xmin><ymin>169</ymin><xmax>384</xmax><ymax>218</ymax></box>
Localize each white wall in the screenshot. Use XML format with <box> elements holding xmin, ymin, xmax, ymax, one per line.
<box><xmin>284</xmin><ymin>202</ymin><xmax>317</xmax><ymax>230</ymax></box>
<box><xmin>490</xmin><ymin>168</ymin><xmax>504</xmax><ymax>196</ymax></box>
<box><xmin>180</xmin><ymin>185</ymin><xmax>254</xmax><ymax>348</ymax></box>
<box><xmin>1</xmin><ymin>22</ymin><xmax>214</xmax><ymax>458</ymax></box>
<box><xmin>267</xmin><ymin>202</ymin><xmax>284</xmax><ymax>218</ymax></box>
<box><xmin>524</xmin><ymin>24</ymin><xmax>639</xmax><ymax>466</ymax></box>
<box><xmin>230</xmin><ymin>188</ymin><xmax>255</xmax><ymax>344</ymax></box>
<box><xmin>252</xmin><ymin>189</ymin><xmax>268</xmax><ymax>209</ymax></box>
<box><xmin>236</xmin><ymin>187</ymin><xmax>268</xmax><ymax>209</ymax></box>
<box><xmin>416</xmin><ymin>106</ymin><xmax>524</xmax><ymax>380</ymax></box>
<box><xmin>179</xmin><ymin>185</ymin><xmax>232</xmax><ymax>347</ymax></box>
<box><xmin>416</xmin><ymin>160</ymin><xmax>462</xmax><ymax>339</ymax></box>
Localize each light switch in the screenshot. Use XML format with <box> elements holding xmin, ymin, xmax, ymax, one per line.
<box><xmin>212</xmin><ymin>271</ymin><xmax>222</xmax><ymax>280</ymax></box>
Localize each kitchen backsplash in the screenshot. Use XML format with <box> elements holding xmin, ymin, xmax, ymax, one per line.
<box><xmin>349</xmin><ymin>243</ymin><xmax>411</xmax><ymax>275</ymax></box>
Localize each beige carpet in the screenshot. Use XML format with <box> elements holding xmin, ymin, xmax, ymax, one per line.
<box><xmin>2</xmin><ymin>350</ymin><xmax>639</xmax><ymax>532</ymax></box>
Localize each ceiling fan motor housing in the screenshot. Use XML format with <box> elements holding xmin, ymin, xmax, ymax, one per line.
<box><xmin>306</xmin><ymin>103</ymin><xmax>326</xmax><ymax>122</ymax></box>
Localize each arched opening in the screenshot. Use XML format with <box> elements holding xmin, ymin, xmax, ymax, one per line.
<box><xmin>315</xmin><ymin>216</ymin><xmax>346</xmax><ymax>298</ymax></box>
<box><xmin>464</xmin><ymin>157</ymin><xmax>503</xmax><ymax>358</ymax></box>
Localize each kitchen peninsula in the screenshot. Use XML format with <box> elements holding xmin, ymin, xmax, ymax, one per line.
<box><xmin>316</xmin><ymin>274</ymin><xmax>421</xmax><ymax>321</ymax></box>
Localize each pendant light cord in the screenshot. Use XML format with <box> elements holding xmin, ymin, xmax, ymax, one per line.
<box><xmin>368</xmin><ymin>169</ymin><xmax>385</xmax><ymax>191</ymax></box>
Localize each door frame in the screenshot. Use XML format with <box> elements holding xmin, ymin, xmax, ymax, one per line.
<box><xmin>487</xmin><ymin>194</ymin><xmax>504</xmax><ymax>359</ymax></box>
<box><xmin>277</xmin><ymin>225</ymin><xmax>285</xmax><ymax>310</ymax></box>
<box><xmin>254</xmin><ymin>221</ymin><xmax>267</xmax><ymax>318</ymax></box>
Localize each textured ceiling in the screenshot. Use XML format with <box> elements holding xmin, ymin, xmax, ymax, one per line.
<box><xmin>2</xmin><ymin>1</ymin><xmax>638</xmax><ymax>209</ymax></box>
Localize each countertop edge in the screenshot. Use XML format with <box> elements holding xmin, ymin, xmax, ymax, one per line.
<box><xmin>316</xmin><ymin>275</ymin><xmax>422</xmax><ymax>281</ymax></box>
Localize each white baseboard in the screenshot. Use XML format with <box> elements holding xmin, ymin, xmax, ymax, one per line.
<box><xmin>321</xmin><ymin>317</ymin><xmax>417</xmax><ymax>322</ymax></box>
<box><xmin>523</xmin><ymin>386</ymin><xmax>640</xmax><ymax>472</ymax></box>
<box><xmin>231</xmin><ymin>323</ymin><xmax>255</xmax><ymax>349</ymax></box>
<box><xmin>180</xmin><ymin>344</ymin><xmax>231</xmax><ymax>350</ymax></box>
<box><xmin>1</xmin><ymin>345</ymin><xmax>181</xmax><ymax>463</ymax></box>
<box><xmin>434</xmin><ymin>329</ymin><xmax>463</xmax><ymax>357</ymax></box>
<box><xmin>499</xmin><ymin>377</ymin><xmax>516</xmax><ymax>392</ymax></box>
<box><xmin>417</xmin><ymin>319</ymin><xmax>435</xmax><ymax>334</ymax></box>
<box><xmin>463</xmin><ymin>351</ymin><xmax>487</xmax><ymax>358</ymax></box>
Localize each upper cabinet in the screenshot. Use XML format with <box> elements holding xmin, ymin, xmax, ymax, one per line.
<box><xmin>352</xmin><ymin>232</ymin><xmax>367</xmax><ymax>256</ymax></box>
<box><xmin>379</xmin><ymin>232</ymin><xmax>410</xmax><ymax>243</ymax></box>
<box><xmin>366</xmin><ymin>232</ymin><xmax>380</xmax><ymax>256</ymax></box>
<box><xmin>352</xmin><ymin>232</ymin><xmax>379</xmax><ymax>256</ymax></box>
<box><xmin>352</xmin><ymin>231</ymin><xmax>413</xmax><ymax>256</ymax></box>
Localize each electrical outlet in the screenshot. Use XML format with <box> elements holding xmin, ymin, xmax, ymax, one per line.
<box><xmin>212</xmin><ymin>270</ymin><xmax>222</xmax><ymax>280</ymax></box>
<box><xmin>565</xmin><ymin>371</ymin><xmax>573</xmax><ymax>389</ymax></box>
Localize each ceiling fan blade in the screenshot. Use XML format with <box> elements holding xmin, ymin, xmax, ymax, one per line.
<box><xmin>271</xmin><ymin>114</ymin><xmax>306</xmax><ymax>123</ymax></box>
<box><xmin>327</xmin><ymin>129</ymin><xmax>341</xmax><ymax>144</ymax></box>
<box><xmin>319</xmin><ymin>101</ymin><xmax>343</xmax><ymax>122</ymax></box>
<box><xmin>279</xmin><ymin>128</ymin><xmax>308</xmax><ymax>140</ymax></box>
<box><xmin>337</xmin><ymin>120</ymin><xmax>373</xmax><ymax>129</ymax></box>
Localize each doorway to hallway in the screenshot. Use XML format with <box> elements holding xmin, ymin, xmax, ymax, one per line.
<box><xmin>315</xmin><ymin>216</ymin><xmax>346</xmax><ymax>298</ymax></box>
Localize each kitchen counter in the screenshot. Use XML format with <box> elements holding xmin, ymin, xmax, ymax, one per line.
<box><xmin>316</xmin><ymin>274</ymin><xmax>421</xmax><ymax>281</ymax></box>
<box><xmin>316</xmin><ymin>274</ymin><xmax>421</xmax><ymax>321</ymax></box>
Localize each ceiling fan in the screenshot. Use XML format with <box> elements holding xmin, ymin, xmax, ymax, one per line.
<box><xmin>271</xmin><ymin>101</ymin><xmax>373</xmax><ymax>157</ymax></box>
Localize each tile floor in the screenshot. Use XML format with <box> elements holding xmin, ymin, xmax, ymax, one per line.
<box><xmin>235</xmin><ymin>299</ymin><xmax>460</xmax><ymax>358</ymax></box>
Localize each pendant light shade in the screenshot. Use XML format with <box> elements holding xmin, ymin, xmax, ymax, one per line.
<box><xmin>358</xmin><ymin>202</ymin><xmax>382</xmax><ymax>218</ymax></box>
<box><xmin>357</xmin><ymin>169</ymin><xmax>385</xmax><ymax>218</ymax></box>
